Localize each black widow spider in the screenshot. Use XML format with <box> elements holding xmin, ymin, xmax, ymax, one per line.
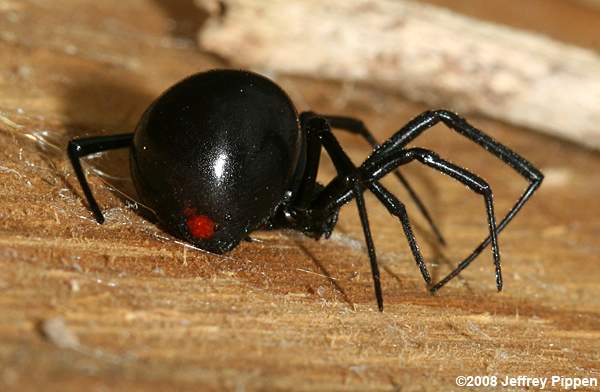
<box><xmin>68</xmin><ymin>69</ymin><xmax>543</xmax><ymax>311</ymax></box>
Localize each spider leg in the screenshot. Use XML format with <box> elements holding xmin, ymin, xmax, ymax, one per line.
<box><xmin>296</xmin><ymin>114</ymin><xmax>385</xmax><ymax>310</ymax></box>
<box><xmin>67</xmin><ymin>133</ymin><xmax>134</xmax><ymax>223</ymax></box>
<box><xmin>311</xmin><ymin>114</ymin><xmax>433</xmax><ymax>285</ymax></box>
<box><xmin>354</xmin><ymin>183</ymin><xmax>384</xmax><ymax>311</ymax></box>
<box><xmin>307</xmin><ymin>164</ymin><xmax>434</xmax><ymax>293</ymax></box>
<box><xmin>363</xmin><ymin>147</ymin><xmax>502</xmax><ymax>290</ymax></box>
<box><xmin>317</xmin><ymin>113</ymin><xmax>446</xmax><ymax>245</ymax></box>
<box><xmin>362</xmin><ymin>110</ymin><xmax>543</xmax><ymax>292</ymax></box>
<box><xmin>293</xmin><ymin>113</ymin><xmax>325</xmax><ymax>209</ymax></box>
<box><xmin>367</xmin><ymin>181</ymin><xmax>431</xmax><ymax>285</ymax></box>
<box><xmin>317</xmin><ymin>120</ymin><xmax>386</xmax><ymax>310</ymax></box>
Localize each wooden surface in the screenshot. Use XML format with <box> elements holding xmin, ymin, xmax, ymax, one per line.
<box><xmin>0</xmin><ymin>0</ymin><xmax>599</xmax><ymax>391</ymax></box>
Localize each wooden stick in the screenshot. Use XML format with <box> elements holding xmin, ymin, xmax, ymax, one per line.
<box><xmin>197</xmin><ymin>0</ymin><xmax>600</xmax><ymax>149</ymax></box>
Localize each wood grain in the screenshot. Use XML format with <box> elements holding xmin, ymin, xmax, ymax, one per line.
<box><xmin>0</xmin><ymin>1</ymin><xmax>599</xmax><ymax>391</ymax></box>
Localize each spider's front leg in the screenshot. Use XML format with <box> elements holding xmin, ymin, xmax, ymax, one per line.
<box><xmin>360</xmin><ymin>110</ymin><xmax>543</xmax><ymax>291</ymax></box>
<box><xmin>360</xmin><ymin>147</ymin><xmax>502</xmax><ymax>290</ymax></box>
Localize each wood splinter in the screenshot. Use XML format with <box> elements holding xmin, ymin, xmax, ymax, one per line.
<box><xmin>197</xmin><ymin>0</ymin><xmax>600</xmax><ymax>150</ymax></box>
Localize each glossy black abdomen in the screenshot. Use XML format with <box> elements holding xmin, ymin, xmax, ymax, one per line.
<box><xmin>130</xmin><ymin>70</ymin><xmax>304</xmax><ymax>253</ymax></box>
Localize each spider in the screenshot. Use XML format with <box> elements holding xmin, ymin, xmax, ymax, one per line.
<box><xmin>68</xmin><ymin>69</ymin><xmax>543</xmax><ymax>311</ymax></box>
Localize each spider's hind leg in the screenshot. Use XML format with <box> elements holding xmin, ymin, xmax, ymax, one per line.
<box><xmin>67</xmin><ymin>133</ymin><xmax>134</xmax><ymax>223</ymax></box>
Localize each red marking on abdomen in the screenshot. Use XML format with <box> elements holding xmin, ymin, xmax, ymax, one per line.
<box><xmin>186</xmin><ymin>214</ymin><xmax>215</xmax><ymax>239</ymax></box>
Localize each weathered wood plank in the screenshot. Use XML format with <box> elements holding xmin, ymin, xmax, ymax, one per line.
<box><xmin>0</xmin><ymin>1</ymin><xmax>598</xmax><ymax>391</ymax></box>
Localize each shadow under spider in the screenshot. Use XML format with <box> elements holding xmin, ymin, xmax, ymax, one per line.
<box><xmin>295</xmin><ymin>240</ymin><xmax>356</xmax><ymax>311</ymax></box>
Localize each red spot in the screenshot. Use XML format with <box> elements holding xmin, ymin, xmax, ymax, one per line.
<box><xmin>186</xmin><ymin>214</ymin><xmax>216</xmax><ymax>239</ymax></box>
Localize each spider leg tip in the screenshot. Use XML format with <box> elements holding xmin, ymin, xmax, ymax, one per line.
<box><xmin>496</xmin><ymin>274</ymin><xmax>503</xmax><ymax>292</ymax></box>
<box><xmin>375</xmin><ymin>292</ymin><xmax>384</xmax><ymax>312</ymax></box>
